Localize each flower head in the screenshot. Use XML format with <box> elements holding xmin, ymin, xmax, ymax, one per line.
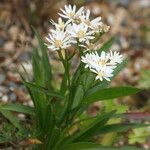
<box><xmin>46</xmin><ymin>29</ymin><xmax>72</xmax><ymax>51</ymax></box>
<box><xmin>80</xmin><ymin>9</ymin><xmax>102</xmax><ymax>32</ymax></box>
<box><xmin>91</xmin><ymin>66</ymin><xmax>113</xmax><ymax>81</ymax></box>
<box><xmin>67</xmin><ymin>23</ymin><xmax>95</xmax><ymax>43</ymax></box>
<box><xmin>50</xmin><ymin>18</ymin><xmax>70</xmax><ymax>31</ymax></box>
<box><xmin>81</xmin><ymin>51</ymin><xmax>123</xmax><ymax>81</ymax></box>
<box><xmin>59</xmin><ymin>5</ymin><xmax>84</xmax><ymax>22</ymax></box>
<box><xmin>107</xmin><ymin>51</ymin><xmax>123</xmax><ymax>65</ymax></box>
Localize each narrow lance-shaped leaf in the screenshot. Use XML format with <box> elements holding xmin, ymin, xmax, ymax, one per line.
<box><xmin>0</xmin><ymin>103</ymin><xmax>35</xmax><ymax>115</ymax></box>
<box><xmin>83</xmin><ymin>87</ymin><xmax>141</xmax><ymax>105</ymax></box>
<box><xmin>95</xmin><ymin>123</ymin><xmax>150</xmax><ymax>135</ymax></box>
<box><xmin>60</xmin><ymin>142</ymin><xmax>142</xmax><ymax>150</ymax></box>
<box><xmin>32</xmin><ymin>48</ymin><xmax>44</xmax><ymax>85</ymax></box>
<box><xmin>24</xmin><ymin>81</ymin><xmax>64</xmax><ymax>99</ymax></box>
<box><xmin>0</xmin><ymin>110</ymin><xmax>25</xmax><ymax>133</ymax></box>
<box><xmin>32</xmin><ymin>27</ymin><xmax>52</xmax><ymax>90</ymax></box>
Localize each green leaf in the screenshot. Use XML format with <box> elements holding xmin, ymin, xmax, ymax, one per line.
<box><xmin>24</xmin><ymin>81</ymin><xmax>64</xmax><ymax>99</ymax></box>
<box><xmin>32</xmin><ymin>27</ymin><xmax>52</xmax><ymax>90</ymax></box>
<box><xmin>32</xmin><ymin>48</ymin><xmax>44</xmax><ymax>85</ymax></box>
<box><xmin>96</xmin><ymin>123</ymin><xmax>150</xmax><ymax>134</ymax></box>
<box><xmin>60</xmin><ymin>142</ymin><xmax>142</xmax><ymax>150</ymax></box>
<box><xmin>98</xmin><ymin>36</ymin><xmax>116</xmax><ymax>53</ymax></box>
<box><xmin>0</xmin><ymin>110</ymin><xmax>24</xmax><ymax>132</ymax></box>
<box><xmin>70</xmin><ymin>110</ymin><xmax>116</xmax><ymax>142</ymax></box>
<box><xmin>83</xmin><ymin>87</ymin><xmax>141</xmax><ymax>105</ymax></box>
<box><xmin>72</xmin><ymin>84</ymin><xmax>84</xmax><ymax>109</ymax></box>
<box><xmin>0</xmin><ymin>103</ymin><xmax>35</xmax><ymax>115</ymax></box>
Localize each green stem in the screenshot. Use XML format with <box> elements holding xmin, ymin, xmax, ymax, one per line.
<box><xmin>77</xmin><ymin>40</ymin><xmax>83</xmax><ymax>57</ymax></box>
<box><xmin>57</xmin><ymin>50</ymin><xmax>72</xmax><ymax>126</ymax></box>
<box><xmin>57</xmin><ymin>50</ymin><xmax>65</xmax><ymax>67</ymax></box>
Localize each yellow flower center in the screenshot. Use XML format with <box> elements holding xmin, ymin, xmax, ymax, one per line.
<box><xmin>77</xmin><ymin>30</ymin><xmax>85</xmax><ymax>38</ymax></box>
<box><xmin>69</xmin><ymin>12</ymin><xmax>75</xmax><ymax>17</ymax></box>
<box><xmin>98</xmin><ymin>59</ymin><xmax>108</xmax><ymax>66</ymax></box>
<box><xmin>55</xmin><ymin>40</ymin><xmax>62</xmax><ymax>48</ymax></box>
<box><xmin>98</xmin><ymin>71</ymin><xmax>104</xmax><ymax>77</ymax></box>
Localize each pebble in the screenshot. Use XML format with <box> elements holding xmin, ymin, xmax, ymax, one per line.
<box><xmin>0</xmin><ymin>86</ymin><xmax>7</xmax><ymax>93</ymax></box>
<box><xmin>18</xmin><ymin>113</ymin><xmax>25</xmax><ymax>120</ymax></box>
<box><xmin>8</xmin><ymin>25</ymin><xmax>19</xmax><ymax>41</ymax></box>
<box><xmin>1</xmin><ymin>95</ymin><xmax>8</xmax><ymax>102</ymax></box>
<box><xmin>0</xmin><ymin>74</ymin><xmax>6</xmax><ymax>84</ymax></box>
<box><xmin>19</xmin><ymin>52</ymin><xmax>31</xmax><ymax>62</ymax></box>
<box><xmin>28</xmin><ymin>100</ymin><xmax>34</xmax><ymax>107</ymax></box>
<box><xmin>139</xmin><ymin>0</ymin><xmax>150</xmax><ymax>8</ymax></box>
<box><xmin>8</xmin><ymin>82</ymin><xmax>18</xmax><ymax>91</ymax></box>
<box><xmin>3</xmin><ymin>41</ymin><xmax>15</xmax><ymax>52</ymax></box>
<box><xmin>0</xmin><ymin>37</ymin><xmax>7</xmax><ymax>47</ymax></box>
<box><xmin>8</xmin><ymin>93</ymin><xmax>17</xmax><ymax>102</ymax></box>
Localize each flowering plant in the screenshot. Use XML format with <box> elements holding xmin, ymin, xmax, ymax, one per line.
<box><xmin>0</xmin><ymin>5</ymin><xmax>147</xmax><ymax>150</ymax></box>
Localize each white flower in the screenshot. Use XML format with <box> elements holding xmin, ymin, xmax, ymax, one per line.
<box><xmin>50</xmin><ymin>18</ymin><xmax>70</xmax><ymax>31</ymax></box>
<box><xmin>107</xmin><ymin>51</ymin><xmax>123</xmax><ymax>65</ymax></box>
<box><xmin>80</xmin><ymin>9</ymin><xmax>102</xmax><ymax>32</ymax></box>
<box><xmin>91</xmin><ymin>66</ymin><xmax>114</xmax><ymax>81</ymax></box>
<box><xmin>59</xmin><ymin>5</ymin><xmax>84</xmax><ymax>22</ymax></box>
<box><xmin>81</xmin><ymin>52</ymin><xmax>97</xmax><ymax>69</ymax></box>
<box><xmin>81</xmin><ymin>51</ymin><xmax>123</xmax><ymax>81</ymax></box>
<box><xmin>67</xmin><ymin>23</ymin><xmax>95</xmax><ymax>43</ymax></box>
<box><xmin>46</xmin><ymin>30</ymin><xmax>72</xmax><ymax>51</ymax></box>
<box><xmin>90</xmin><ymin>17</ymin><xmax>102</xmax><ymax>32</ymax></box>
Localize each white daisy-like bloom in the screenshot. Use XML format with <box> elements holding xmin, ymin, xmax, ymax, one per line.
<box><xmin>91</xmin><ymin>66</ymin><xmax>114</xmax><ymax>81</ymax></box>
<box><xmin>81</xmin><ymin>52</ymin><xmax>97</xmax><ymax>69</ymax></box>
<box><xmin>107</xmin><ymin>51</ymin><xmax>123</xmax><ymax>65</ymax></box>
<box><xmin>59</xmin><ymin>5</ymin><xmax>84</xmax><ymax>22</ymax></box>
<box><xmin>46</xmin><ymin>29</ymin><xmax>72</xmax><ymax>51</ymax></box>
<box><xmin>80</xmin><ymin>9</ymin><xmax>102</xmax><ymax>32</ymax></box>
<box><xmin>67</xmin><ymin>23</ymin><xmax>95</xmax><ymax>43</ymax></box>
<box><xmin>50</xmin><ymin>18</ymin><xmax>70</xmax><ymax>31</ymax></box>
<box><xmin>81</xmin><ymin>51</ymin><xmax>123</xmax><ymax>81</ymax></box>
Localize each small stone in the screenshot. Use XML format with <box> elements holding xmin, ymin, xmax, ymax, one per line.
<box><xmin>18</xmin><ymin>113</ymin><xmax>25</xmax><ymax>120</ymax></box>
<box><xmin>8</xmin><ymin>82</ymin><xmax>18</xmax><ymax>91</ymax></box>
<box><xmin>7</xmin><ymin>72</ymin><xmax>21</xmax><ymax>83</ymax></box>
<box><xmin>0</xmin><ymin>86</ymin><xmax>7</xmax><ymax>93</ymax></box>
<box><xmin>0</xmin><ymin>37</ymin><xmax>7</xmax><ymax>47</ymax></box>
<box><xmin>139</xmin><ymin>0</ymin><xmax>150</xmax><ymax>8</ymax></box>
<box><xmin>1</xmin><ymin>95</ymin><xmax>8</xmax><ymax>102</ymax></box>
<box><xmin>19</xmin><ymin>52</ymin><xmax>31</xmax><ymax>62</ymax></box>
<box><xmin>0</xmin><ymin>74</ymin><xmax>6</xmax><ymax>84</ymax></box>
<box><xmin>3</xmin><ymin>41</ymin><xmax>15</xmax><ymax>52</ymax></box>
<box><xmin>8</xmin><ymin>93</ymin><xmax>17</xmax><ymax>102</ymax></box>
<box><xmin>8</xmin><ymin>25</ymin><xmax>19</xmax><ymax>41</ymax></box>
<box><xmin>28</xmin><ymin>100</ymin><xmax>34</xmax><ymax>107</ymax></box>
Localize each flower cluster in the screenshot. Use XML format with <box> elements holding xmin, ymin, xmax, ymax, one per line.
<box><xmin>46</xmin><ymin>5</ymin><xmax>123</xmax><ymax>81</ymax></box>
<box><xmin>46</xmin><ymin>5</ymin><xmax>110</xmax><ymax>51</ymax></box>
<box><xmin>81</xmin><ymin>51</ymin><xmax>123</xmax><ymax>81</ymax></box>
